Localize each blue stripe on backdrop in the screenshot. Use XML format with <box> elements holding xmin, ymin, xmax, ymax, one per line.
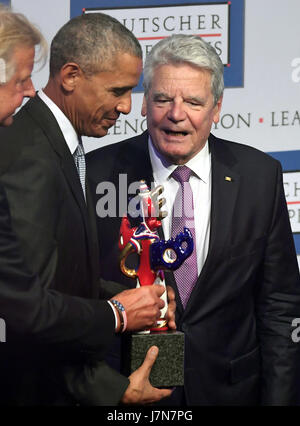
<box><xmin>0</xmin><ymin>0</ymin><xmax>10</xmax><ymax>5</ymax></box>
<box><xmin>293</xmin><ymin>235</ymin><xmax>300</xmax><ymax>254</ymax></box>
<box><xmin>269</xmin><ymin>150</ymin><xmax>300</xmax><ymax>172</ymax></box>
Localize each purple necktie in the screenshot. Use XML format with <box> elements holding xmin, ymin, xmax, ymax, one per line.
<box><xmin>171</xmin><ymin>166</ymin><xmax>198</xmax><ymax>308</ymax></box>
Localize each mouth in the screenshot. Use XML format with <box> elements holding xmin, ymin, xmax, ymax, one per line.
<box><xmin>163</xmin><ymin>129</ymin><xmax>188</xmax><ymax>137</ymax></box>
<box><xmin>105</xmin><ymin>117</ymin><xmax>117</xmax><ymax>124</ymax></box>
<box><xmin>99</xmin><ymin>117</ymin><xmax>118</xmax><ymax>131</ymax></box>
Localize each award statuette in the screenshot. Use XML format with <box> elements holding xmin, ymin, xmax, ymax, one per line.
<box><xmin>119</xmin><ymin>181</ymin><xmax>193</xmax><ymax>387</ymax></box>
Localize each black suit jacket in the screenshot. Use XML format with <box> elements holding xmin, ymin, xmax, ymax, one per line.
<box><xmin>87</xmin><ymin>130</ymin><xmax>300</xmax><ymax>405</ymax></box>
<box><xmin>0</xmin><ymin>96</ymin><xmax>128</xmax><ymax>405</ymax></box>
<box><xmin>0</xmin><ymin>182</ymin><xmax>121</xmax><ymax>347</ymax></box>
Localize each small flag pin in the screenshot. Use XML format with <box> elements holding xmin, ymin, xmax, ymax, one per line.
<box><xmin>225</xmin><ymin>176</ymin><xmax>232</xmax><ymax>182</ymax></box>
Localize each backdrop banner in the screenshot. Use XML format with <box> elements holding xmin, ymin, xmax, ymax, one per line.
<box><xmin>10</xmin><ymin>0</ymin><xmax>300</xmax><ymax>260</ymax></box>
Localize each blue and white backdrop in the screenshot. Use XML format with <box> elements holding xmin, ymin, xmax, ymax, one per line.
<box><xmin>3</xmin><ymin>0</ymin><xmax>300</xmax><ymax>265</ymax></box>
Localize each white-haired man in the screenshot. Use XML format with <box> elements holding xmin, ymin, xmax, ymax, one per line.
<box><xmin>88</xmin><ymin>34</ymin><xmax>300</xmax><ymax>406</ymax></box>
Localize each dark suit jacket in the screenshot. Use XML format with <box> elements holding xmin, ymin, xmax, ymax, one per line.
<box><xmin>0</xmin><ymin>182</ymin><xmax>122</xmax><ymax>347</ymax></box>
<box><xmin>0</xmin><ymin>96</ymin><xmax>128</xmax><ymax>405</ymax></box>
<box><xmin>87</xmin><ymin>130</ymin><xmax>300</xmax><ymax>405</ymax></box>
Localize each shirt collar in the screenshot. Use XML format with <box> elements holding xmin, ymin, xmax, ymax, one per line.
<box><xmin>148</xmin><ymin>135</ymin><xmax>211</xmax><ymax>184</ymax></box>
<box><xmin>38</xmin><ymin>89</ymin><xmax>79</xmax><ymax>155</ymax></box>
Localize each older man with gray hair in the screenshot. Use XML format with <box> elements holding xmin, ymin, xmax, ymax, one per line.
<box><xmin>88</xmin><ymin>34</ymin><xmax>300</xmax><ymax>405</ymax></box>
<box><xmin>0</xmin><ymin>11</ymin><xmax>175</xmax><ymax>406</ymax></box>
<box><xmin>0</xmin><ymin>5</ymin><xmax>46</xmax><ymax>125</ymax></box>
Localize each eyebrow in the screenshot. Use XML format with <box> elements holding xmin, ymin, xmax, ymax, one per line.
<box><xmin>109</xmin><ymin>85</ymin><xmax>134</xmax><ymax>93</ymax></box>
<box><xmin>152</xmin><ymin>92</ymin><xmax>172</xmax><ymax>99</ymax></box>
<box><xmin>184</xmin><ymin>96</ymin><xmax>206</xmax><ymax>104</ymax></box>
<box><xmin>153</xmin><ymin>92</ymin><xmax>206</xmax><ymax>104</ymax></box>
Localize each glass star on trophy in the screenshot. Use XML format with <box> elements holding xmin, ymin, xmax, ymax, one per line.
<box><xmin>119</xmin><ymin>180</ymin><xmax>193</xmax><ymax>387</ymax></box>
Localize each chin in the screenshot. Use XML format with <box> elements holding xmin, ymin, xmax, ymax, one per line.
<box><xmin>85</xmin><ymin>127</ymin><xmax>108</xmax><ymax>138</ymax></box>
<box><xmin>96</xmin><ymin>129</ymin><xmax>109</xmax><ymax>138</ymax></box>
<box><xmin>163</xmin><ymin>152</ymin><xmax>187</xmax><ymax>165</ymax></box>
<box><xmin>161</xmin><ymin>147</ymin><xmax>190</xmax><ymax>163</ymax></box>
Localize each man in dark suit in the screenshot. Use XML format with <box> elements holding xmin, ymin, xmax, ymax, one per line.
<box><xmin>87</xmin><ymin>34</ymin><xmax>300</xmax><ymax>405</ymax></box>
<box><xmin>0</xmin><ymin>12</ymin><xmax>175</xmax><ymax>405</ymax></box>
<box><xmin>0</xmin><ymin>5</ymin><xmax>129</xmax><ymax>352</ymax></box>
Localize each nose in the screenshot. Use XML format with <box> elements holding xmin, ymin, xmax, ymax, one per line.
<box><xmin>116</xmin><ymin>93</ymin><xmax>132</xmax><ymax>115</ymax></box>
<box><xmin>23</xmin><ymin>78</ymin><xmax>35</xmax><ymax>98</ymax></box>
<box><xmin>167</xmin><ymin>100</ymin><xmax>186</xmax><ymax>122</ymax></box>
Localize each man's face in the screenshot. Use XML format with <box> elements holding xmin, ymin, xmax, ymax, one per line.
<box><xmin>70</xmin><ymin>52</ymin><xmax>143</xmax><ymax>137</ymax></box>
<box><xmin>0</xmin><ymin>46</ymin><xmax>35</xmax><ymax>126</ymax></box>
<box><xmin>142</xmin><ymin>63</ymin><xmax>222</xmax><ymax>165</ymax></box>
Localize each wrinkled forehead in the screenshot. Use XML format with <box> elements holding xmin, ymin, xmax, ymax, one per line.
<box><xmin>150</xmin><ymin>63</ymin><xmax>213</xmax><ymax>93</ymax></box>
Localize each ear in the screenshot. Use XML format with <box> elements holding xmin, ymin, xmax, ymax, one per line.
<box><xmin>60</xmin><ymin>63</ymin><xmax>82</xmax><ymax>93</ymax></box>
<box><xmin>141</xmin><ymin>95</ymin><xmax>147</xmax><ymax>117</ymax></box>
<box><xmin>213</xmin><ymin>95</ymin><xmax>223</xmax><ymax>124</ymax></box>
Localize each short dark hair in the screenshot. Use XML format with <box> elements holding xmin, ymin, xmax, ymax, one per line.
<box><xmin>50</xmin><ymin>13</ymin><xmax>142</xmax><ymax>77</ymax></box>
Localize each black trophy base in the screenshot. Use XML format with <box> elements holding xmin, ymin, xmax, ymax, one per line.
<box><xmin>122</xmin><ymin>330</ymin><xmax>184</xmax><ymax>388</ymax></box>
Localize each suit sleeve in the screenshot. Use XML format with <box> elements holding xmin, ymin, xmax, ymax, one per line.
<box><xmin>99</xmin><ymin>278</ymin><xmax>130</xmax><ymax>299</ymax></box>
<box><xmin>256</xmin><ymin>162</ymin><xmax>300</xmax><ymax>405</ymax></box>
<box><xmin>0</xmin><ymin>184</ymin><xmax>116</xmax><ymax>352</ymax></box>
<box><xmin>61</xmin><ymin>360</ymin><xmax>130</xmax><ymax>405</ymax></box>
<box><xmin>0</xmin><ymin>140</ymin><xmax>62</xmax><ymax>288</ymax></box>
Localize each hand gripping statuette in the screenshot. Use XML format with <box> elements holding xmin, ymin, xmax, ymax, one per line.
<box><xmin>119</xmin><ymin>180</ymin><xmax>194</xmax><ymax>332</ymax></box>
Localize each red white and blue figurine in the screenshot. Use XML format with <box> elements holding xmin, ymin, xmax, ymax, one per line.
<box><xmin>119</xmin><ymin>180</ymin><xmax>193</xmax><ymax>332</ymax></box>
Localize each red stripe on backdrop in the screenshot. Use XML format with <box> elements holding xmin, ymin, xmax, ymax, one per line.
<box><xmin>138</xmin><ymin>33</ymin><xmax>222</xmax><ymax>41</ymax></box>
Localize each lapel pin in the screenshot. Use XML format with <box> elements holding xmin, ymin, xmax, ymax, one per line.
<box><xmin>225</xmin><ymin>176</ymin><xmax>232</xmax><ymax>182</ymax></box>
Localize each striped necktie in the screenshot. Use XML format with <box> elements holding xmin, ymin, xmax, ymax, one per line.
<box><xmin>171</xmin><ymin>165</ymin><xmax>198</xmax><ymax>308</ymax></box>
<box><xmin>73</xmin><ymin>140</ymin><xmax>86</xmax><ymax>200</ymax></box>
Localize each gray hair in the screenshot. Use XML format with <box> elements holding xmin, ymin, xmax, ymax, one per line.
<box><xmin>143</xmin><ymin>34</ymin><xmax>224</xmax><ymax>105</ymax></box>
<box><xmin>0</xmin><ymin>5</ymin><xmax>47</xmax><ymax>83</ymax></box>
<box><xmin>50</xmin><ymin>13</ymin><xmax>142</xmax><ymax>77</ymax></box>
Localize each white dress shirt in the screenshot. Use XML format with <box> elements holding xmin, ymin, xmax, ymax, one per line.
<box><xmin>148</xmin><ymin>136</ymin><xmax>211</xmax><ymax>276</ymax></box>
<box><xmin>38</xmin><ymin>90</ymin><xmax>79</xmax><ymax>155</ymax></box>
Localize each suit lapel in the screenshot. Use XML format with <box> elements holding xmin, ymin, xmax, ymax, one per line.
<box><xmin>25</xmin><ymin>97</ymin><xmax>87</xmax><ymax>214</ymax></box>
<box><xmin>118</xmin><ymin>131</ymin><xmax>154</xmax><ymax>189</ymax></box>
<box><xmin>183</xmin><ymin>134</ymin><xmax>240</xmax><ymax>316</ymax></box>
<box><xmin>25</xmin><ymin>97</ymin><xmax>98</xmax><ymax>288</ymax></box>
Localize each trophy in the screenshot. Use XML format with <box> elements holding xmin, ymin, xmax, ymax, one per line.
<box><xmin>119</xmin><ymin>180</ymin><xmax>193</xmax><ymax>387</ymax></box>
